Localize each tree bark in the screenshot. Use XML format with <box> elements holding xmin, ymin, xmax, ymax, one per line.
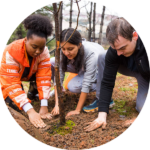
<box><xmin>88</xmin><ymin>2</ymin><xmax>93</xmax><ymax>41</ymax></box>
<box><xmin>69</xmin><ymin>0</ymin><xmax>73</xmax><ymax>28</ymax></box>
<box><xmin>59</xmin><ymin>2</ymin><xmax>63</xmax><ymax>33</ymax></box>
<box><xmin>98</xmin><ymin>6</ymin><xmax>105</xmax><ymax>45</ymax></box>
<box><xmin>53</xmin><ymin>3</ymin><xmax>65</xmax><ymax>125</ymax></box>
<box><xmin>92</xmin><ymin>3</ymin><xmax>96</xmax><ymax>42</ymax></box>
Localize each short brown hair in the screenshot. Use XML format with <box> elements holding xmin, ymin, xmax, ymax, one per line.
<box><xmin>106</xmin><ymin>17</ymin><xmax>135</xmax><ymax>46</ymax></box>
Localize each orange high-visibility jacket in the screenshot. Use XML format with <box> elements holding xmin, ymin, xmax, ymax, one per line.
<box><xmin>0</xmin><ymin>39</ymin><xmax>51</xmax><ymax>110</ymax></box>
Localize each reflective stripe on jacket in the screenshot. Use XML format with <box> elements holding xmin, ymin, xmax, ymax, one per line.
<box><xmin>0</xmin><ymin>39</ymin><xmax>51</xmax><ymax>110</ymax></box>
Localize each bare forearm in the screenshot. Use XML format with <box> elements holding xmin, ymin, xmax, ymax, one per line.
<box><xmin>76</xmin><ymin>92</ymin><xmax>87</xmax><ymax>112</ymax></box>
<box><xmin>54</xmin><ymin>86</ymin><xmax>59</xmax><ymax>106</ymax></box>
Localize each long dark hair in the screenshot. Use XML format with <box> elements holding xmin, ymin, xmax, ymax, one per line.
<box><xmin>60</xmin><ymin>28</ymin><xmax>84</xmax><ymax>72</ymax></box>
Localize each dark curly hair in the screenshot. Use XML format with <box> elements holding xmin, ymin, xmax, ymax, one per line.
<box><xmin>23</xmin><ymin>14</ymin><xmax>53</xmax><ymax>40</ymax></box>
<box><xmin>60</xmin><ymin>28</ymin><xmax>84</xmax><ymax>73</ymax></box>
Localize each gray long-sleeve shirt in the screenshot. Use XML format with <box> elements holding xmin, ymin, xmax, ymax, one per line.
<box><xmin>60</xmin><ymin>41</ymin><xmax>105</xmax><ymax>93</ymax></box>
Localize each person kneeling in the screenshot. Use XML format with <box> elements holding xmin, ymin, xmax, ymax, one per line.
<box><xmin>0</xmin><ymin>14</ymin><xmax>53</xmax><ymax>128</ymax></box>
<box><xmin>50</xmin><ymin>28</ymin><xmax>114</xmax><ymax>117</ymax></box>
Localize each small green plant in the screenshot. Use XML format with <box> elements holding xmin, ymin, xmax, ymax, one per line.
<box><xmin>32</xmin><ymin>101</ymin><xmax>39</xmax><ymax>105</ymax></box>
<box><xmin>114</xmin><ymin>100</ymin><xmax>126</xmax><ymax>115</ymax></box>
<box><xmin>116</xmin><ymin>72</ymin><xmax>122</xmax><ymax>76</ymax></box>
<box><xmin>119</xmin><ymin>87</ymin><xmax>130</xmax><ymax>91</ymax></box>
<box><xmin>119</xmin><ymin>87</ymin><xmax>137</xmax><ymax>92</ymax></box>
<box><xmin>125</xmin><ymin>106</ymin><xmax>132</xmax><ymax>116</ymax></box>
<box><xmin>48</xmin><ymin>120</ymin><xmax>76</xmax><ymax>136</ymax></box>
<box><xmin>91</xmin><ymin>140</ymin><xmax>95</xmax><ymax>144</ymax></box>
<box><xmin>113</xmin><ymin>100</ymin><xmax>133</xmax><ymax>116</ymax></box>
<box><xmin>114</xmin><ymin>100</ymin><xmax>126</xmax><ymax>109</ymax></box>
<box><xmin>114</xmin><ymin>132</ymin><xmax>118</xmax><ymax>137</ymax></box>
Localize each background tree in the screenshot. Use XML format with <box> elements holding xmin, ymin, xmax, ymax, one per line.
<box><xmin>7</xmin><ymin>23</ymin><xmax>26</xmax><ymax>44</ymax></box>
<box><xmin>6</xmin><ymin>4</ymin><xmax>53</xmax><ymax>47</ymax></box>
<box><xmin>59</xmin><ymin>2</ymin><xmax>63</xmax><ymax>33</ymax></box>
<box><xmin>88</xmin><ymin>1</ymin><xmax>93</xmax><ymax>41</ymax></box>
<box><xmin>69</xmin><ymin>0</ymin><xmax>73</xmax><ymax>27</ymax></box>
<box><xmin>92</xmin><ymin>3</ymin><xmax>96</xmax><ymax>42</ymax></box>
<box><xmin>98</xmin><ymin>6</ymin><xmax>105</xmax><ymax>45</ymax></box>
<box><xmin>33</xmin><ymin>5</ymin><xmax>53</xmax><ymax>20</ymax></box>
<box><xmin>87</xmin><ymin>2</ymin><xmax>93</xmax><ymax>41</ymax></box>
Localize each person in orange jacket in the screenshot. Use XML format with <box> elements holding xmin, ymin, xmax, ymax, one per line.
<box><xmin>0</xmin><ymin>14</ymin><xmax>53</xmax><ymax>128</ymax></box>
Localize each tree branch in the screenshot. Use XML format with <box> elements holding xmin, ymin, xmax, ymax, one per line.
<box><xmin>84</xmin><ymin>1</ymin><xmax>90</xmax><ymax>16</ymax></box>
<box><xmin>60</xmin><ymin>0</ymin><xmax>80</xmax><ymax>49</ymax></box>
<box><xmin>73</xmin><ymin>0</ymin><xmax>81</xmax><ymax>3</ymax></box>
<box><xmin>57</xmin><ymin>0</ymin><xmax>62</xmax><ymax>13</ymax></box>
<box><xmin>80</xmin><ymin>1</ymin><xmax>90</xmax><ymax>10</ymax></box>
<box><xmin>43</xmin><ymin>6</ymin><xmax>54</xmax><ymax>14</ymax></box>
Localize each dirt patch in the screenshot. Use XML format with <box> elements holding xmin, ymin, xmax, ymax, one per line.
<box><xmin>7</xmin><ymin>74</ymin><xmax>139</xmax><ymax>149</ymax></box>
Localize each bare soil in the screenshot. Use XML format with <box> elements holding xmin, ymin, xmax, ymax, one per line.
<box><xmin>6</xmin><ymin>74</ymin><xmax>139</xmax><ymax>149</ymax></box>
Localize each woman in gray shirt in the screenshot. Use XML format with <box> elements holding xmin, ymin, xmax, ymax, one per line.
<box><xmin>50</xmin><ymin>28</ymin><xmax>114</xmax><ymax>117</ymax></box>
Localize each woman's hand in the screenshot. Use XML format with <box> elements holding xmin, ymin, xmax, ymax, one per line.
<box><xmin>84</xmin><ymin>112</ymin><xmax>107</xmax><ymax>132</ymax></box>
<box><xmin>66</xmin><ymin>110</ymin><xmax>80</xmax><ymax>118</ymax></box>
<box><xmin>51</xmin><ymin>105</ymin><xmax>60</xmax><ymax>116</ymax></box>
<box><xmin>39</xmin><ymin>106</ymin><xmax>52</xmax><ymax>120</ymax></box>
<box><xmin>27</xmin><ymin>108</ymin><xmax>46</xmax><ymax>128</ymax></box>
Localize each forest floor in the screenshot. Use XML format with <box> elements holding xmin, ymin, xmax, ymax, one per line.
<box><xmin>7</xmin><ymin>73</ymin><xmax>139</xmax><ymax>149</ymax></box>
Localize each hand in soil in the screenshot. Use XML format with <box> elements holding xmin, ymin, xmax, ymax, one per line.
<box><xmin>27</xmin><ymin>108</ymin><xmax>46</xmax><ymax>128</ymax></box>
<box><xmin>84</xmin><ymin>112</ymin><xmax>107</xmax><ymax>132</ymax></box>
<box><xmin>51</xmin><ymin>105</ymin><xmax>59</xmax><ymax>116</ymax></box>
<box><xmin>66</xmin><ymin>110</ymin><xmax>80</xmax><ymax>118</ymax></box>
<box><xmin>39</xmin><ymin>106</ymin><xmax>52</xmax><ymax>120</ymax></box>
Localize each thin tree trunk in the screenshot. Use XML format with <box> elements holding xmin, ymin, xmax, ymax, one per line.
<box><xmin>98</xmin><ymin>6</ymin><xmax>105</xmax><ymax>45</ymax></box>
<box><xmin>69</xmin><ymin>0</ymin><xmax>73</xmax><ymax>28</ymax></box>
<box><xmin>53</xmin><ymin>3</ymin><xmax>65</xmax><ymax>125</ymax></box>
<box><xmin>88</xmin><ymin>2</ymin><xmax>93</xmax><ymax>41</ymax></box>
<box><xmin>59</xmin><ymin>2</ymin><xmax>63</xmax><ymax>33</ymax></box>
<box><xmin>92</xmin><ymin>3</ymin><xmax>96</xmax><ymax>42</ymax></box>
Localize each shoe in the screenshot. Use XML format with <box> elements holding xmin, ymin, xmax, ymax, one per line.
<box><xmin>109</xmin><ymin>100</ymin><xmax>115</xmax><ymax>108</ymax></box>
<box><xmin>27</xmin><ymin>92</ymin><xmax>39</xmax><ymax>101</ymax></box>
<box><xmin>83</xmin><ymin>99</ymin><xmax>115</xmax><ymax>112</ymax></box>
<box><xmin>5</xmin><ymin>96</ymin><xmax>21</xmax><ymax>112</ymax></box>
<box><xmin>27</xmin><ymin>81</ymin><xmax>39</xmax><ymax>101</ymax></box>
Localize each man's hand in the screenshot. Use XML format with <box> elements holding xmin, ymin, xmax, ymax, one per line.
<box><xmin>27</xmin><ymin>108</ymin><xmax>46</xmax><ymax>128</ymax></box>
<box><xmin>51</xmin><ymin>105</ymin><xmax>59</xmax><ymax>116</ymax></box>
<box><xmin>84</xmin><ymin>112</ymin><xmax>107</xmax><ymax>132</ymax></box>
<box><xmin>66</xmin><ymin>110</ymin><xmax>80</xmax><ymax>118</ymax></box>
<box><xmin>39</xmin><ymin>106</ymin><xmax>52</xmax><ymax>120</ymax></box>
